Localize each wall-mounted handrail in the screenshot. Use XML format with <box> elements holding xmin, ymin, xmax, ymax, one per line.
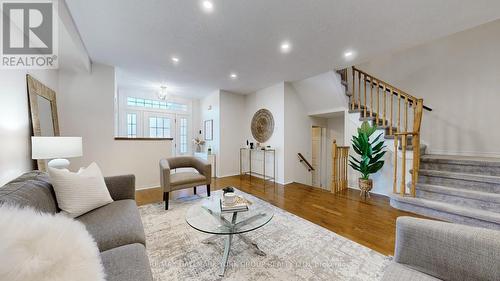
<box><xmin>298</xmin><ymin>153</ymin><xmax>314</xmax><ymax>172</ymax></box>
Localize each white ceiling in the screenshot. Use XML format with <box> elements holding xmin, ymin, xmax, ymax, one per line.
<box><xmin>65</xmin><ymin>0</ymin><xmax>500</xmax><ymax>98</ymax></box>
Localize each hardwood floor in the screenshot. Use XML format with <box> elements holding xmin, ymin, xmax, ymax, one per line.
<box><xmin>136</xmin><ymin>175</ymin><xmax>428</xmax><ymax>256</ymax></box>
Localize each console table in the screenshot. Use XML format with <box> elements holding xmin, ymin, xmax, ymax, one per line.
<box><xmin>239</xmin><ymin>148</ymin><xmax>276</xmax><ymax>184</ymax></box>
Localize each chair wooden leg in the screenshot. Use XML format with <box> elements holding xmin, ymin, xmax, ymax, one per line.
<box><xmin>194</xmin><ymin>186</ymin><xmax>197</xmax><ymax>195</ymax></box>
<box><xmin>207</xmin><ymin>184</ymin><xmax>211</xmax><ymax>197</ymax></box>
<box><xmin>164</xmin><ymin>192</ymin><xmax>169</xmax><ymax>210</ymax></box>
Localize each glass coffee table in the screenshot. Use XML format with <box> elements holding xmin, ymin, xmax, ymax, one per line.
<box><xmin>185</xmin><ymin>194</ymin><xmax>274</xmax><ymax>276</ymax></box>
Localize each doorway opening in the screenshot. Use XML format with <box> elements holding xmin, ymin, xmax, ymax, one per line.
<box><xmin>308</xmin><ymin>110</ymin><xmax>346</xmax><ymax>191</ymax></box>
<box><xmin>311</xmin><ymin>126</ymin><xmax>327</xmax><ymax>188</ymax></box>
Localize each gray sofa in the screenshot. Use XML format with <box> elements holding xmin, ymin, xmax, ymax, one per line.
<box><xmin>383</xmin><ymin>216</ymin><xmax>500</xmax><ymax>281</ymax></box>
<box><xmin>0</xmin><ymin>171</ymin><xmax>153</xmax><ymax>281</ymax></box>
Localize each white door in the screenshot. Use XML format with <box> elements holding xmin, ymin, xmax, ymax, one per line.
<box><xmin>143</xmin><ymin>112</ymin><xmax>175</xmax><ymax>139</ymax></box>
<box><xmin>175</xmin><ymin>114</ymin><xmax>191</xmax><ymax>155</ymax></box>
<box><xmin>320</xmin><ymin>127</ymin><xmax>328</xmax><ymax>188</ymax></box>
<box><xmin>311</xmin><ymin>127</ymin><xmax>321</xmax><ymax>187</ymax></box>
<box><xmin>143</xmin><ymin>112</ymin><xmax>190</xmax><ymax>156</ymax></box>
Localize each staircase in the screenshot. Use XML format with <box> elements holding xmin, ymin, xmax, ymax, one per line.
<box><xmin>348</xmin><ymin>105</ymin><xmax>427</xmax><ymax>153</ymax></box>
<box><xmin>391</xmin><ymin>155</ymin><xmax>500</xmax><ymax>230</ymax></box>
<box><xmin>340</xmin><ymin>67</ymin><xmax>428</xmax><ymax>197</ymax></box>
<box><xmin>339</xmin><ymin>67</ymin><xmax>500</xmax><ymax>230</ymax></box>
<box><xmin>338</xmin><ymin>67</ymin><xmax>429</xmax><ymax>151</ymax></box>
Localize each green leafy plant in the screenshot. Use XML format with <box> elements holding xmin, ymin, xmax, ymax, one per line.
<box><xmin>349</xmin><ymin>121</ymin><xmax>386</xmax><ymax>180</ymax></box>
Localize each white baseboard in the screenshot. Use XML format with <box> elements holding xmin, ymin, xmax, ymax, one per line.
<box><xmin>216</xmin><ymin>173</ymin><xmax>240</xmax><ymax>178</ymax></box>
<box><xmin>136</xmin><ymin>185</ymin><xmax>160</xmax><ymax>191</ymax></box>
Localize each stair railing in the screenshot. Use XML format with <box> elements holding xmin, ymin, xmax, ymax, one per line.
<box><xmin>332</xmin><ymin>140</ymin><xmax>350</xmax><ymax>193</ymax></box>
<box><xmin>341</xmin><ymin>66</ymin><xmax>430</xmax><ymax>197</ymax></box>
<box><xmin>298</xmin><ymin>153</ymin><xmax>315</xmax><ymax>172</ymax></box>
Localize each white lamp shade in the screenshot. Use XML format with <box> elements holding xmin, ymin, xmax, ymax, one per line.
<box><xmin>32</xmin><ymin>137</ymin><xmax>83</xmax><ymax>160</ymax></box>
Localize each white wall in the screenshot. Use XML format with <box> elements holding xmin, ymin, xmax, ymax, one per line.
<box><xmin>244</xmin><ymin>83</ymin><xmax>286</xmax><ymax>183</ymax></box>
<box><xmin>191</xmin><ymin>98</ymin><xmax>201</xmax><ymax>143</ymax></box>
<box><xmin>229</xmin><ymin>74</ymin><xmax>349</xmax><ymax>186</ymax></box>
<box><xmin>58</xmin><ymin>63</ymin><xmax>172</xmax><ymax>189</ymax></box>
<box><xmin>284</xmin><ymin>82</ymin><xmax>330</xmax><ymax>186</ymax></box>
<box><xmin>219</xmin><ymin>91</ymin><xmax>246</xmax><ymax>177</ymax></box>
<box><xmin>58</xmin><ymin>0</ymin><xmax>91</xmax><ymax>73</ymax></box>
<box><xmin>358</xmin><ymin>19</ymin><xmax>500</xmax><ymax>157</ymax></box>
<box><xmin>195</xmin><ymin>90</ymin><xmax>246</xmax><ymax>178</ymax></box>
<box><xmin>115</xmin><ymin>88</ymin><xmax>194</xmax><ymax>157</ymax></box>
<box><xmin>209</xmin><ymin>80</ymin><xmax>344</xmax><ymax>186</ymax></box>
<box><xmin>198</xmin><ymin>90</ymin><xmax>221</xmax><ymax>176</ymax></box>
<box><xmin>0</xmin><ymin>1</ymin><xmax>88</xmax><ymax>186</ymax></box>
<box><xmin>195</xmin><ymin>86</ymin><xmax>290</xmax><ymax>182</ymax></box>
<box><xmin>284</xmin><ymin>82</ymin><xmax>310</xmax><ymax>184</ymax></box>
<box><xmin>325</xmin><ymin>114</ymin><xmax>345</xmax><ymax>191</ymax></box>
<box><xmin>0</xmin><ymin>70</ymin><xmax>59</xmax><ymax>186</ymax></box>
<box><xmin>291</xmin><ymin>71</ymin><xmax>348</xmax><ymax>115</ymax></box>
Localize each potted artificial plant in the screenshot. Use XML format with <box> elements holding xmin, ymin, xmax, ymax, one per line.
<box><xmin>349</xmin><ymin>121</ymin><xmax>386</xmax><ymax>198</ymax></box>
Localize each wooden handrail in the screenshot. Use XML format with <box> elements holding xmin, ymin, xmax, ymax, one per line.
<box><xmin>353</xmin><ymin>67</ymin><xmax>432</xmax><ymax>111</ymax></box>
<box><xmin>365</xmin><ymin>79</ymin><xmax>432</xmax><ymax>112</ymax></box>
<box><xmin>298</xmin><ymin>153</ymin><xmax>315</xmax><ymax>172</ymax></box>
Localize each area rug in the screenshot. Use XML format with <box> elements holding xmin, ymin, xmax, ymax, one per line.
<box><xmin>139</xmin><ymin>190</ymin><xmax>389</xmax><ymax>280</ymax></box>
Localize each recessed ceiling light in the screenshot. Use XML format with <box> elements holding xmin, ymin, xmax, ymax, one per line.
<box><xmin>344</xmin><ymin>50</ymin><xmax>354</xmax><ymax>58</ymax></box>
<box><xmin>171</xmin><ymin>56</ymin><xmax>180</xmax><ymax>64</ymax></box>
<box><xmin>280</xmin><ymin>41</ymin><xmax>291</xmax><ymax>53</ymax></box>
<box><xmin>230</xmin><ymin>73</ymin><xmax>238</xmax><ymax>79</ymax></box>
<box><xmin>201</xmin><ymin>0</ymin><xmax>214</xmax><ymax>13</ymax></box>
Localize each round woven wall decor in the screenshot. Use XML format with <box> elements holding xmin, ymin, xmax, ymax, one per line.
<box><xmin>251</xmin><ymin>108</ymin><xmax>274</xmax><ymax>143</ymax></box>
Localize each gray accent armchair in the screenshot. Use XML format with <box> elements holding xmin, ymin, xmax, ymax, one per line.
<box><xmin>159</xmin><ymin>156</ymin><xmax>212</xmax><ymax>210</ymax></box>
<box><xmin>382</xmin><ymin>216</ymin><xmax>500</xmax><ymax>281</ymax></box>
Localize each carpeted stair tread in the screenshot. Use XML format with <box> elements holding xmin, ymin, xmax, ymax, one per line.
<box><xmin>390</xmin><ymin>196</ymin><xmax>500</xmax><ymax>225</ymax></box>
<box><xmin>419</xmin><ymin>169</ymin><xmax>500</xmax><ymax>185</ymax></box>
<box><xmin>421</xmin><ymin>154</ymin><xmax>500</xmax><ymax>165</ymax></box>
<box><xmin>399</xmin><ymin>144</ymin><xmax>426</xmax><ymax>152</ymax></box>
<box><xmin>384</xmin><ymin>134</ymin><xmax>397</xmax><ymax>139</ymax></box>
<box><xmin>359</xmin><ymin>116</ymin><xmax>376</xmax><ymax>121</ymax></box>
<box><xmin>348</xmin><ymin>106</ymin><xmax>368</xmax><ymax>114</ymax></box>
<box><xmin>416</xmin><ymin>183</ymin><xmax>500</xmax><ymax>204</ymax></box>
<box><xmin>420</xmin><ymin>155</ymin><xmax>500</xmax><ymax>176</ymax></box>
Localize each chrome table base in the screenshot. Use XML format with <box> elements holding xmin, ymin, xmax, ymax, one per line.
<box><xmin>200</xmin><ymin>212</ymin><xmax>267</xmax><ymax>276</ymax></box>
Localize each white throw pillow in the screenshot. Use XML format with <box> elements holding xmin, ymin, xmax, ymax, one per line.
<box><xmin>49</xmin><ymin>162</ymin><xmax>113</xmax><ymax>218</ymax></box>
<box><xmin>0</xmin><ymin>205</ymin><xmax>106</xmax><ymax>281</ymax></box>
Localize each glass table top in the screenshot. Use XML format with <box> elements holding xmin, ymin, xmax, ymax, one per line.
<box><xmin>185</xmin><ymin>194</ymin><xmax>274</xmax><ymax>235</ymax></box>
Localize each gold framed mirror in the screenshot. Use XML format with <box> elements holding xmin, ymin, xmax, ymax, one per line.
<box><xmin>27</xmin><ymin>74</ymin><xmax>60</xmax><ymax>171</ymax></box>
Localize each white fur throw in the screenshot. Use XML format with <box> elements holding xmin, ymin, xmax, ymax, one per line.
<box><xmin>0</xmin><ymin>205</ymin><xmax>106</xmax><ymax>281</ymax></box>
